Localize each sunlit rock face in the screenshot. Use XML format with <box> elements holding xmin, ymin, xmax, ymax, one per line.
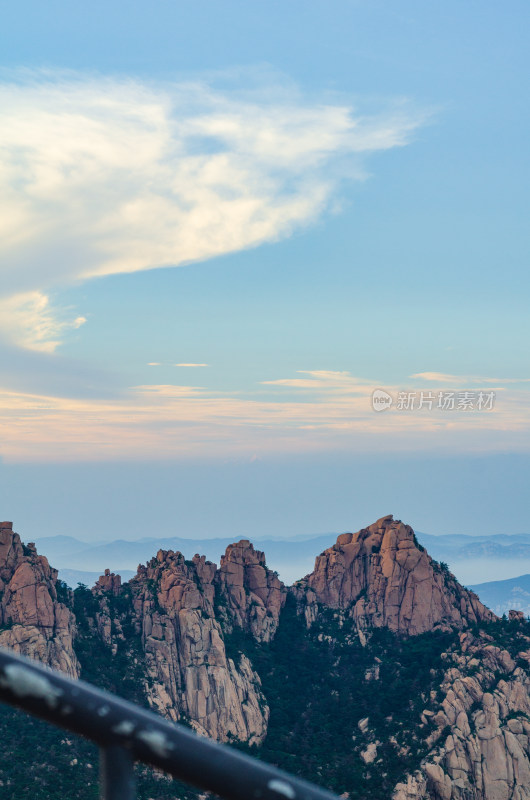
<box><xmin>129</xmin><ymin>548</ymin><xmax>269</xmax><ymax>744</ymax></box>
<box><xmin>94</xmin><ymin>568</ymin><xmax>121</xmax><ymax>596</ymax></box>
<box><xmin>216</xmin><ymin>539</ymin><xmax>287</xmax><ymax>643</ymax></box>
<box><xmin>0</xmin><ymin>521</ymin><xmax>79</xmax><ymax>678</ymax></box>
<box><xmin>294</xmin><ymin>515</ymin><xmax>495</xmax><ymax>635</ymax></box>
<box><xmin>97</xmin><ymin>539</ymin><xmax>286</xmax><ymax>743</ymax></box>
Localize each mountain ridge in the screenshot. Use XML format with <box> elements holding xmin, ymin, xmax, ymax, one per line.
<box><xmin>2</xmin><ymin>515</ymin><xmax>530</xmax><ymax>800</ymax></box>
<box><xmin>469</xmin><ymin>574</ymin><xmax>530</xmax><ymax>618</ymax></box>
<box><xmin>32</xmin><ymin>529</ymin><xmax>530</xmax><ymax>589</ymax></box>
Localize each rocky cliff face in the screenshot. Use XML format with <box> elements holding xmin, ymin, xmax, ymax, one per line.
<box><xmin>121</xmin><ymin>539</ymin><xmax>285</xmax><ymax>742</ymax></box>
<box><xmin>216</xmin><ymin>539</ymin><xmax>286</xmax><ymax>642</ymax></box>
<box><xmin>0</xmin><ymin>525</ymin><xmax>283</xmax><ymax>744</ymax></box>
<box><xmin>295</xmin><ymin>515</ymin><xmax>495</xmax><ymax>635</ymax></box>
<box><xmin>393</xmin><ymin>625</ymin><xmax>530</xmax><ymax>800</ymax></box>
<box><xmin>128</xmin><ymin>548</ymin><xmax>269</xmax><ymax>743</ymax></box>
<box><xmin>0</xmin><ymin>521</ymin><xmax>79</xmax><ymax>677</ymax></box>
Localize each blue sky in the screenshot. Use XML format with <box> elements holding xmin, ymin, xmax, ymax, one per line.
<box><xmin>0</xmin><ymin>1</ymin><xmax>529</xmax><ymax>542</ymax></box>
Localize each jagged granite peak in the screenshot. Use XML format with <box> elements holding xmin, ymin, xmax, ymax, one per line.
<box><xmin>0</xmin><ymin>522</ymin><xmax>22</xmax><ymax>580</ymax></box>
<box><xmin>0</xmin><ymin>521</ymin><xmax>79</xmax><ymax>677</ymax></box>
<box><xmin>109</xmin><ymin>540</ymin><xmax>285</xmax><ymax>740</ymax></box>
<box><xmin>216</xmin><ymin>539</ymin><xmax>287</xmax><ymax>643</ymax></box>
<box><xmin>128</xmin><ymin>546</ymin><xmax>268</xmax><ymax>743</ymax></box>
<box><xmin>93</xmin><ymin>568</ymin><xmax>122</xmax><ymax>596</ymax></box>
<box><xmin>295</xmin><ymin>515</ymin><xmax>496</xmax><ymax>635</ymax></box>
<box><xmin>89</xmin><ymin>569</ymin><xmax>126</xmax><ymax>654</ymax></box>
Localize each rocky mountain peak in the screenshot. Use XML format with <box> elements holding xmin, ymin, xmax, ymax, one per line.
<box><xmin>297</xmin><ymin>514</ymin><xmax>496</xmax><ymax>636</ymax></box>
<box><xmin>0</xmin><ymin>521</ymin><xmax>79</xmax><ymax>677</ymax></box>
<box><xmin>94</xmin><ymin>568</ymin><xmax>122</xmax><ymax>596</ymax></box>
<box><xmin>221</xmin><ymin>539</ymin><xmax>267</xmax><ymax>567</ymax></box>
<box><xmin>0</xmin><ymin>521</ymin><xmax>24</xmax><ymax>581</ymax></box>
<box><xmin>217</xmin><ymin>539</ymin><xmax>286</xmax><ymax>643</ymax></box>
<box><xmin>123</xmin><ymin>544</ymin><xmax>268</xmax><ymax>743</ymax></box>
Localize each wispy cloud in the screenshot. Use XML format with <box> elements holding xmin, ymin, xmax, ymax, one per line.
<box><xmin>147</xmin><ymin>362</ymin><xmax>209</xmax><ymax>368</ymax></box>
<box><xmin>1</xmin><ymin>370</ymin><xmax>529</xmax><ymax>462</ymax></box>
<box><xmin>411</xmin><ymin>371</ymin><xmax>530</xmax><ymax>385</ymax></box>
<box><xmin>0</xmin><ymin>70</ymin><xmax>426</xmax><ymax>351</ymax></box>
<box><xmin>262</xmin><ymin>370</ymin><xmax>373</xmax><ymax>394</ymax></box>
<box><xmin>0</xmin><ymin>291</ymin><xmax>86</xmax><ymax>353</ymax></box>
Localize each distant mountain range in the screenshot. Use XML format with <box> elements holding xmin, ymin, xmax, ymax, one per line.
<box><xmin>418</xmin><ymin>532</ymin><xmax>530</xmax><ymax>561</ymax></box>
<box><xmin>33</xmin><ymin>532</ymin><xmax>340</xmax><ymax>587</ymax></box>
<box><xmin>33</xmin><ymin>528</ymin><xmax>530</xmax><ymax>589</ymax></box>
<box><xmin>469</xmin><ymin>574</ymin><xmax>530</xmax><ymax>618</ymax></box>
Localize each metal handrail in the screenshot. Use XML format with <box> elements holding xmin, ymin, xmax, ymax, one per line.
<box><xmin>0</xmin><ymin>648</ymin><xmax>341</xmax><ymax>800</ymax></box>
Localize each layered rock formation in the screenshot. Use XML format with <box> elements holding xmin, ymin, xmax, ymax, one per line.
<box><xmin>0</xmin><ymin>521</ymin><xmax>79</xmax><ymax>677</ymax></box>
<box><xmin>296</xmin><ymin>515</ymin><xmax>495</xmax><ymax>635</ymax></box>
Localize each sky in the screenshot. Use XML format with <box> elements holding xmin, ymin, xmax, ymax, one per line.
<box><xmin>0</xmin><ymin>1</ymin><xmax>529</xmax><ymax>544</ymax></box>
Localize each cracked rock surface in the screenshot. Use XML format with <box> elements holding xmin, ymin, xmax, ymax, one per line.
<box><xmin>393</xmin><ymin>629</ymin><xmax>530</xmax><ymax>800</ymax></box>
<box><xmin>294</xmin><ymin>515</ymin><xmax>494</xmax><ymax>635</ymax></box>
<box><xmin>0</xmin><ymin>522</ymin><xmax>79</xmax><ymax>678</ymax></box>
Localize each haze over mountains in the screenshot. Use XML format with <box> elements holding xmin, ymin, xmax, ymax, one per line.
<box><xmin>34</xmin><ymin>532</ymin><xmax>340</xmax><ymax>587</ymax></box>
<box><xmin>34</xmin><ymin>529</ymin><xmax>530</xmax><ymax>606</ymax></box>
<box><xmin>468</xmin><ymin>575</ymin><xmax>530</xmax><ymax>618</ymax></box>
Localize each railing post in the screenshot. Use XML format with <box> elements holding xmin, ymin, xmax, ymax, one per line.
<box><xmin>100</xmin><ymin>745</ymin><xmax>136</xmax><ymax>800</ymax></box>
<box><xmin>0</xmin><ymin>648</ymin><xmax>342</xmax><ymax>800</ymax></box>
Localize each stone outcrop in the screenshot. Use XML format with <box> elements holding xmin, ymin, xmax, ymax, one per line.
<box><xmin>94</xmin><ymin>569</ymin><xmax>121</xmax><ymax>596</ymax></box>
<box><xmin>216</xmin><ymin>540</ymin><xmax>286</xmax><ymax>642</ymax></box>
<box><xmin>88</xmin><ymin>540</ymin><xmax>286</xmax><ymax>742</ymax></box>
<box><xmin>393</xmin><ymin>629</ymin><xmax>530</xmax><ymax>800</ymax></box>
<box><xmin>0</xmin><ymin>525</ymin><xmax>282</xmax><ymax>744</ymax></box>
<box><xmin>0</xmin><ymin>521</ymin><xmax>79</xmax><ymax>677</ymax></box>
<box><xmin>129</xmin><ymin>548</ymin><xmax>268</xmax><ymax>743</ymax></box>
<box><xmin>295</xmin><ymin>515</ymin><xmax>495</xmax><ymax>635</ymax></box>
<box><xmin>90</xmin><ymin>570</ymin><xmax>125</xmax><ymax>653</ymax></box>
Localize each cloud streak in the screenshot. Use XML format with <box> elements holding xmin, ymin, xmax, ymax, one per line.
<box><xmin>411</xmin><ymin>372</ymin><xmax>530</xmax><ymax>385</ymax></box>
<box><xmin>0</xmin><ymin>71</ymin><xmax>425</xmax><ymax>350</ymax></box>
<box><xmin>1</xmin><ymin>370</ymin><xmax>529</xmax><ymax>463</ymax></box>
